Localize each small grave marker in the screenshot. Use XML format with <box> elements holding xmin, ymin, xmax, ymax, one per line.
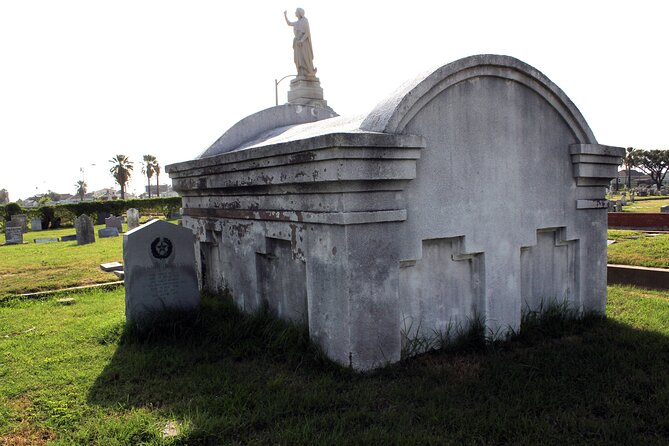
<box><xmin>98</xmin><ymin>228</ymin><xmax>119</xmax><ymax>238</ymax></box>
<box><xmin>4</xmin><ymin>226</ymin><xmax>23</xmax><ymax>245</ymax></box>
<box><xmin>31</xmin><ymin>219</ymin><xmax>42</xmax><ymax>231</ymax></box>
<box><xmin>105</xmin><ymin>216</ymin><xmax>124</xmax><ymax>233</ymax></box>
<box><xmin>34</xmin><ymin>238</ymin><xmax>59</xmax><ymax>244</ymax></box>
<box><xmin>100</xmin><ymin>262</ymin><xmax>123</xmax><ymax>272</ymax></box>
<box><xmin>75</xmin><ymin>215</ymin><xmax>96</xmax><ymax>245</ymax></box>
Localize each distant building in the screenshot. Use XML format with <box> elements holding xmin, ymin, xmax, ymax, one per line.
<box><xmin>91</xmin><ymin>188</ymin><xmax>118</xmax><ymax>201</ymax></box>
<box><xmin>141</xmin><ymin>184</ymin><xmax>178</xmax><ymax>198</ymax></box>
<box><xmin>613</xmin><ymin>168</ymin><xmax>660</xmax><ymax>188</ymax></box>
<box><xmin>144</xmin><ymin>184</ymin><xmax>170</xmax><ymax>195</ymax></box>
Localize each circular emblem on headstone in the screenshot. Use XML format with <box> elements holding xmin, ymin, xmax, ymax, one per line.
<box><xmin>151</xmin><ymin>237</ymin><xmax>173</xmax><ymax>259</ymax></box>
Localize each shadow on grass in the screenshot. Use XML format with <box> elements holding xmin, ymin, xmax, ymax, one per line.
<box><xmin>86</xmin><ymin>295</ymin><xmax>669</xmax><ymax>445</ymax></box>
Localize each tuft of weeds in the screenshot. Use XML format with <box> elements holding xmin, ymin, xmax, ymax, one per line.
<box><xmin>400</xmin><ymin>314</ymin><xmax>486</xmax><ymax>360</ymax></box>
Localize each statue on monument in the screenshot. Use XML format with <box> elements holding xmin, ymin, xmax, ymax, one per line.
<box><xmin>284</xmin><ymin>8</ymin><xmax>317</xmax><ymax>80</ymax></box>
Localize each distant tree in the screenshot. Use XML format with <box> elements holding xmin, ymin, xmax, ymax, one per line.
<box><xmin>0</xmin><ymin>189</ymin><xmax>8</xmax><ymax>204</ymax></box>
<box><xmin>142</xmin><ymin>154</ymin><xmax>157</xmax><ymax>198</ymax></box>
<box><xmin>109</xmin><ymin>154</ymin><xmax>134</xmax><ymax>200</ymax></box>
<box><xmin>624</xmin><ymin>147</ymin><xmax>638</xmax><ymax>189</ymax></box>
<box><xmin>154</xmin><ymin>162</ymin><xmax>161</xmax><ymax>197</ymax></box>
<box><xmin>46</xmin><ymin>190</ymin><xmax>61</xmax><ymax>202</ymax></box>
<box><xmin>635</xmin><ymin>149</ymin><xmax>669</xmax><ymax>189</ymax></box>
<box><xmin>3</xmin><ymin>202</ymin><xmax>22</xmax><ymax>222</ymax></box>
<box><xmin>75</xmin><ymin>180</ymin><xmax>87</xmax><ymax>201</ymax></box>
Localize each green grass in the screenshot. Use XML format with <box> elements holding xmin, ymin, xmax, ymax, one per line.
<box><xmin>608</xmin><ymin>231</ymin><xmax>669</xmax><ymax>268</ymax></box>
<box><xmin>0</xmin><ymin>220</ymin><xmax>177</xmax><ymax>297</ymax></box>
<box><xmin>608</xmin><ymin>195</ymin><xmax>669</xmax><ymax>213</ymax></box>
<box><xmin>1</xmin><ymin>286</ymin><xmax>669</xmax><ymax>445</ymax></box>
<box><xmin>0</xmin><ymin>225</ymin><xmax>123</xmax><ymax>297</ymax></box>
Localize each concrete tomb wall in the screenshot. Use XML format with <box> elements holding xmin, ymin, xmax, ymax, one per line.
<box><xmin>167</xmin><ymin>55</ymin><xmax>624</xmax><ymax>370</ymax></box>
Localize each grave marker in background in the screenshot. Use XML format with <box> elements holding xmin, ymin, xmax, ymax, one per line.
<box><xmin>10</xmin><ymin>214</ymin><xmax>27</xmax><ymax>233</ymax></box>
<box><xmin>127</xmin><ymin>208</ymin><xmax>140</xmax><ymax>230</ymax></box>
<box><xmin>31</xmin><ymin>219</ymin><xmax>42</xmax><ymax>231</ymax></box>
<box><xmin>5</xmin><ymin>226</ymin><xmax>23</xmax><ymax>245</ymax></box>
<box><xmin>34</xmin><ymin>238</ymin><xmax>59</xmax><ymax>244</ymax></box>
<box><xmin>99</xmin><ymin>228</ymin><xmax>119</xmax><ymax>238</ymax></box>
<box><xmin>75</xmin><ymin>215</ymin><xmax>95</xmax><ymax>245</ymax></box>
<box><xmin>105</xmin><ymin>216</ymin><xmax>123</xmax><ymax>233</ymax></box>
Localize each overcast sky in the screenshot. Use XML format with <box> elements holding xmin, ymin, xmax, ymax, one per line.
<box><xmin>1</xmin><ymin>0</ymin><xmax>667</xmax><ymax>201</ymax></box>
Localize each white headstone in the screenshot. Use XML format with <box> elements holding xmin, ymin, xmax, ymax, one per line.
<box><xmin>123</xmin><ymin>220</ymin><xmax>200</xmax><ymax>328</ymax></box>
<box><xmin>127</xmin><ymin>208</ymin><xmax>140</xmax><ymax>230</ymax></box>
<box><xmin>31</xmin><ymin>219</ymin><xmax>42</xmax><ymax>231</ymax></box>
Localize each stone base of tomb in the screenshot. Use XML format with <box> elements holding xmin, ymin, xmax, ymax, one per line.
<box><xmin>287</xmin><ymin>77</ymin><xmax>329</xmax><ymax>108</ymax></box>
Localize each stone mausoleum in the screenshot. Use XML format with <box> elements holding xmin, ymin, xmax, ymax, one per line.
<box><xmin>167</xmin><ymin>55</ymin><xmax>624</xmax><ymax>370</ymax></box>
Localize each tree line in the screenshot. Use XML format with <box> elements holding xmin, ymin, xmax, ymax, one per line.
<box><xmin>1</xmin><ymin>196</ymin><xmax>181</xmax><ymax>230</ymax></box>
<box><xmin>74</xmin><ymin>154</ymin><xmax>162</xmax><ymax>201</ymax></box>
<box><xmin>622</xmin><ymin>148</ymin><xmax>669</xmax><ymax>189</ymax></box>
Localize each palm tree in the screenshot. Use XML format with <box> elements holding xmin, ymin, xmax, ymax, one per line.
<box><xmin>154</xmin><ymin>162</ymin><xmax>161</xmax><ymax>197</ymax></box>
<box><xmin>75</xmin><ymin>180</ymin><xmax>87</xmax><ymax>201</ymax></box>
<box><xmin>141</xmin><ymin>154</ymin><xmax>157</xmax><ymax>198</ymax></box>
<box><xmin>109</xmin><ymin>155</ymin><xmax>133</xmax><ymax>200</ymax></box>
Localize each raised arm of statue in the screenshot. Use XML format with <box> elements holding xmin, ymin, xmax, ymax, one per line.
<box><xmin>283</xmin><ymin>10</ymin><xmax>294</xmax><ymax>26</ymax></box>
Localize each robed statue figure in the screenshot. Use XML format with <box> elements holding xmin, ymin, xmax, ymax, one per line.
<box><xmin>284</xmin><ymin>8</ymin><xmax>317</xmax><ymax>80</ymax></box>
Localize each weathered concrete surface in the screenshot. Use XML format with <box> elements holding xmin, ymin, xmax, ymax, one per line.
<box><xmin>167</xmin><ymin>54</ymin><xmax>624</xmax><ymax>370</ymax></box>
<box><xmin>198</xmin><ymin>104</ymin><xmax>337</xmax><ymax>159</ymax></box>
<box><xmin>608</xmin><ymin>264</ymin><xmax>669</xmax><ymax>290</ymax></box>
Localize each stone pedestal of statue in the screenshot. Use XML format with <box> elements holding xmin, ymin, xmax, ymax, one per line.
<box><xmin>288</xmin><ymin>77</ymin><xmax>328</xmax><ymax>108</ymax></box>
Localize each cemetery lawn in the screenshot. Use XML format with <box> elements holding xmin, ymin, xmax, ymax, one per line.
<box><xmin>2</xmin><ymin>286</ymin><xmax>669</xmax><ymax>445</ymax></box>
<box><xmin>607</xmin><ymin>230</ymin><xmax>669</xmax><ymax>268</ymax></box>
<box><xmin>0</xmin><ymin>225</ymin><xmax>124</xmax><ymax>297</ymax></box>
<box><xmin>622</xmin><ymin>197</ymin><xmax>669</xmax><ymax>213</ymax></box>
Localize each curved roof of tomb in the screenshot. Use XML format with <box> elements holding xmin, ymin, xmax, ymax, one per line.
<box><xmin>197</xmin><ymin>54</ymin><xmax>595</xmax><ymax>159</ymax></box>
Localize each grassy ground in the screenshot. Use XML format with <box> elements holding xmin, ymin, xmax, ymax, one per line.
<box><xmin>1</xmin><ymin>286</ymin><xmax>669</xmax><ymax>445</ymax></box>
<box><xmin>0</xmin><ymin>220</ymin><xmax>176</xmax><ymax>297</ymax></box>
<box><xmin>0</xmin><ymin>225</ymin><xmax>123</xmax><ymax>297</ymax></box>
<box><xmin>607</xmin><ymin>230</ymin><xmax>669</xmax><ymax>268</ymax></box>
<box><xmin>608</xmin><ymin>195</ymin><xmax>669</xmax><ymax>213</ymax></box>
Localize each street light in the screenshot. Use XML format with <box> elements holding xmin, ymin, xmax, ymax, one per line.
<box><xmin>275</xmin><ymin>74</ymin><xmax>296</xmax><ymax>106</ymax></box>
<box><xmin>80</xmin><ymin>163</ymin><xmax>96</xmax><ymax>183</ymax></box>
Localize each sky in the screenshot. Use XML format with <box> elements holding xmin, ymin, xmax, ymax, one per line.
<box><xmin>1</xmin><ymin>0</ymin><xmax>667</xmax><ymax>201</ymax></box>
